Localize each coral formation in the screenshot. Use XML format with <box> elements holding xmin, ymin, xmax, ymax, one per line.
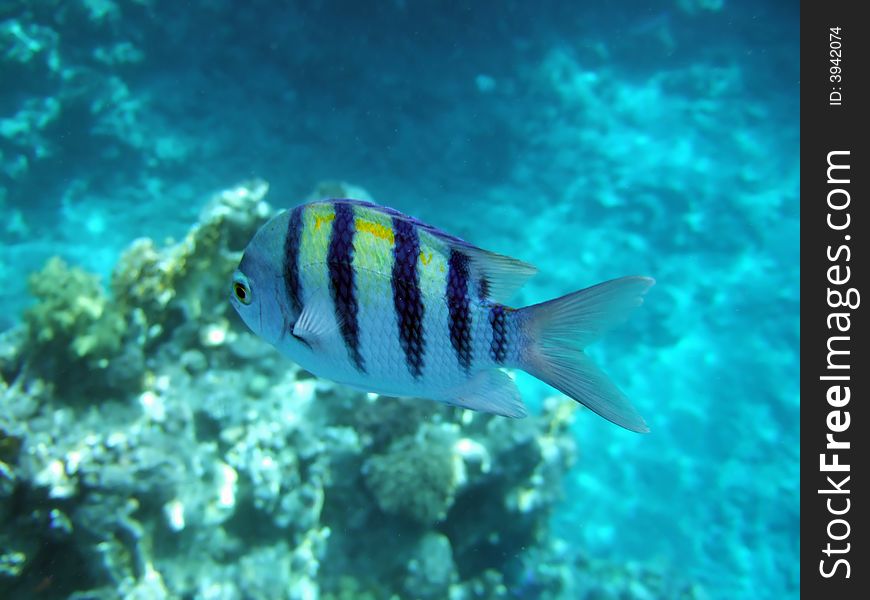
<box><xmin>363</xmin><ymin>423</ymin><xmax>461</xmax><ymax>525</ymax></box>
<box><xmin>20</xmin><ymin>256</ymin><xmax>129</xmax><ymax>398</ymax></box>
<box><xmin>24</xmin><ymin>257</ymin><xmax>124</xmax><ymax>362</ymax></box>
<box><xmin>111</xmin><ymin>178</ymin><xmax>272</xmax><ymax>346</ymax></box>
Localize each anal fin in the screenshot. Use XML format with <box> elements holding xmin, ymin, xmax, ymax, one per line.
<box><xmin>447</xmin><ymin>369</ymin><xmax>527</xmax><ymax>418</ymax></box>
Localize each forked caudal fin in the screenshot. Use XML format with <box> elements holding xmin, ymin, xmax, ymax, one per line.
<box><xmin>519</xmin><ymin>276</ymin><xmax>655</xmax><ymax>433</ymax></box>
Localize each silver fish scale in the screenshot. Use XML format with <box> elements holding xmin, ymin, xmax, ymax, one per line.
<box><xmin>348</xmin><ymin>270</ymin><xmax>506</xmax><ymax>400</ymax></box>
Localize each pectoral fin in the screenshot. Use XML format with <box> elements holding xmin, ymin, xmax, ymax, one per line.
<box><xmin>291</xmin><ymin>297</ymin><xmax>342</xmax><ymax>348</ymax></box>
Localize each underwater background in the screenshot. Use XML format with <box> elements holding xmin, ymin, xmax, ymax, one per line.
<box><xmin>1</xmin><ymin>1</ymin><xmax>799</xmax><ymax>599</ymax></box>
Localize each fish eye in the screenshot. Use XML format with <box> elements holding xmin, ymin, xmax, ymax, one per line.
<box><xmin>233</xmin><ymin>281</ymin><xmax>252</xmax><ymax>305</ymax></box>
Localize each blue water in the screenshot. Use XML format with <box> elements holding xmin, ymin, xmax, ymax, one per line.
<box><xmin>2</xmin><ymin>1</ymin><xmax>799</xmax><ymax>598</ymax></box>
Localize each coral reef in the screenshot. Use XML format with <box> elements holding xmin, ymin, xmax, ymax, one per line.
<box><xmin>1</xmin><ymin>1</ymin><xmax>799</xmax><ymax>596</ymax></box>
<box><xmin>0</xmin><ymin>180</ymin><xmax>687</xmax><ymax>599</ymax></box>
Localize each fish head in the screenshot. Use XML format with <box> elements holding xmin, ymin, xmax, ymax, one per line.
<box><xmin>229</xmin><ymin>211</ymin><xmax>295</xmax><ymax>347</ymax></box>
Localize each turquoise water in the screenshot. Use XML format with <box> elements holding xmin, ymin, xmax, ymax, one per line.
<box><xmin>2</xmin><ymin>1</ymin><xmax>799</xmax><ymax>598</ymax></box>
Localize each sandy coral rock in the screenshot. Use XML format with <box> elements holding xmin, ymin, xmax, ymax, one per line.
<box><xmin>110</xmin><ymin>238</ymin><xmax>170</xmax><ymax>325</ymax></box>
<box><xmin>403</xmin><ymin>532</ymin><xmax>458</xmax><ymax>599</ymax></box>
<box><xmin>363</xmin><ymin>423</ymin><xmax>461</xmax><ymax>525</ymax></box>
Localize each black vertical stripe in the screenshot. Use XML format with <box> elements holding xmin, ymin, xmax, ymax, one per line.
<box><xmin>478</xmin><ymin>276</ymin><xmax>490</xmax><ymax>300</ymax></box>
<box><xmin>447</xmin><ymin>249</ymin><xmax>473</xmax><ymax>371</ymax></box>
<box><xmin>489</xmin><ymin>304</ymin><xmax>509</xmax><ymax>365</ymax></box>
<box><xmin>391</xmin><ymin>217</ymin><xmax>426</xmax><ymax>378</ymax></box>
<box><xmin>328</xmin><ymin>203</ymin><xmax>365</xmax><ymax>372</ymax></box>
<box><xmin>283</xmin><ymin>205</ymin><xmax>304</xmax><ymax>318</ymax></box>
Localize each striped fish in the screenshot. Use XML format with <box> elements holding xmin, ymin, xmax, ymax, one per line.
<box><xmin>230</xmin><ymin>199</ymin><xmax>654</xmax><ymax>432</ymax></box>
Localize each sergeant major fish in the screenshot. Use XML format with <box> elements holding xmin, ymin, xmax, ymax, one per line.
<box><xmin>229</xmin><ymin>199</ymin><xmax>654</xmax><ymax>432</ymax></box>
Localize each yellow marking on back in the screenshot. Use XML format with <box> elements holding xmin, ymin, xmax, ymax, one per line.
<box><xmin>300</xmin><ymin>204</ymin><xmax>334</xmax><ymax>276</ymax></box>
<box><xmin>356</xmin><ymin>219</ymin><xmax>395</xmax><ymax>245</ymax></box>
<box><xmin>416</xmin><ymin>232</ymin><xmax>450</xmax><ymax>296</ymax></box>
<box><xmin>314</xmin><ymin>213</ymin><xmax>335</xmax><ymax>231</ymax></box>
<box><xmin>351</xmin><ymin>206</ymin><xmax>395</xmax><ymax>303</ymax></box>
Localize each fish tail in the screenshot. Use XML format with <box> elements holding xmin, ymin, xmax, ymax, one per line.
<box><xmin>517</xmin><ymin>276</ymin><xmax>655</xmax><ymax>433</ymax></box>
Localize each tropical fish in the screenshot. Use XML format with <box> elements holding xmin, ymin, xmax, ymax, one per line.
<box><xmin>229</xmin><ymin>199</ymin><xmax>654</xmax><ymax>432</ymax></box>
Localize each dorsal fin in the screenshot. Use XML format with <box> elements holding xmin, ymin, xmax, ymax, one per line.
<box><xmin>460</xmin><ymin>245</ymin><xmax>537</xmax><ymax>303</ymax></box>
